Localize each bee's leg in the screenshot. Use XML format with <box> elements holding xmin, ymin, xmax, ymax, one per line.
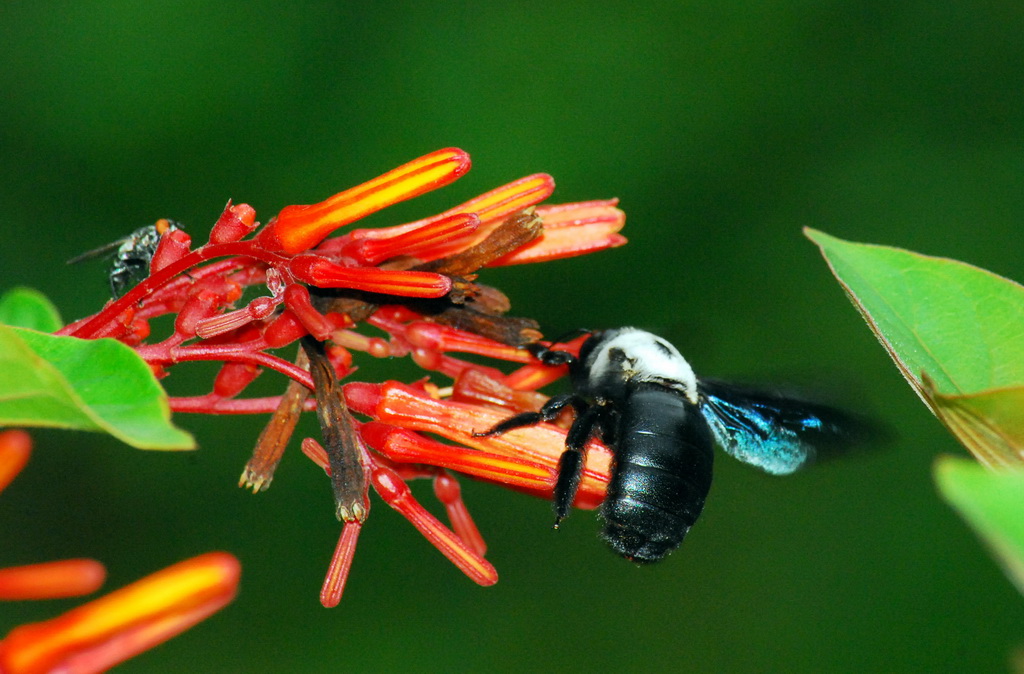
<box><xmin>553</xmin><ymin>403</ymin><xmax>603</xmax><ymax>527</ymax></box>
<box><xmin>472</xmin><ymin>393</ymin><xmax>579</xmax><ymax>437</ymax></box>
<box><xmin>527</xmin><ymin>342</ymin><xmax>578</xmax><ymax>368</ymax></box>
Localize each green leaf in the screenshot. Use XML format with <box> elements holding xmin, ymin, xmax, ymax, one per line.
<box><xmin>0</xmin><ymin>287</ymin><xmax>63</xmax><ymax>332</ymax></box>
<box><xmin>935</xmin><ymin>456</ymin><xmax>1024</xmax><ymax>595</ymax></box>
<box><xmin>0</xmin><ymin>325</ymin><xmax>194</xmax><ymax>450</ymax></box>
<box><xmin>806</xmin><ymin>228</ymin><xmax>1024</xmax><ymax>467</ymax></box>
<box><xmin>925</xmin><ymin>380</ymin><xmax>1024</xmax><ymax>468</ymax></box>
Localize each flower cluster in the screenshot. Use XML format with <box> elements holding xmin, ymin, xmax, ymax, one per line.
<box><xmin>0</xmin><ymin>430</ymin><xmax>240</xmax><ymax>672</ymax></box>
<box><xmin>55</xmin><ymin>148</ymin><xmax>624</xmax><ymax>606</ymax></box>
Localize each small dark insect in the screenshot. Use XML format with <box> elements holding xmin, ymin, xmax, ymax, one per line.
<box><xmin>476</xmin><ymin>327</ymin><xmax>866</xmax><ymax>563</ymax></box>
<box><xmin>68</xmin><ymin>219</ymin><xmax>182</xmax><ymax>298</ymax></box>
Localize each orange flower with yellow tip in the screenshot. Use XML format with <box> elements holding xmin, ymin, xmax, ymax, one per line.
<box><xmin>0</xmin><ymin>431</ymin><xmax>240</xmax><ymax>673</ymax></box>
<box><xmin>259</xmin><ymin>148</ymin><xmax>472</xmax><ymax>254</ymax></box>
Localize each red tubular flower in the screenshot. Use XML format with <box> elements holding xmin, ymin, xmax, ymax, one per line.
<box><xmin>341</xmin><ymin>212</ymin><xmax>480</xmax><ymax>266</ymax></box>
<box><xmin>368</xmin><ymin>461</ymin><xmax>497</xmax><ymax>585</ymax></box>
<box><xmin>319</xmin><ymin>521</ymin><xmax>362</xmax><ymax>608</ymax></box>
<box><xmin>402</xmin><ymin>321</ymin><xmax>533</xmax><ymax>363</ymax></box>
<box><xmin>288</xmin><ymin>255</ymin><xmax>453</xmax><ymax>297</ymax></box>
<box><xmin>58</xmin><ymin>148</ymin><xmax>628</xmax><ymax>607</ymax></box>
<box><xmin>360</xmin><ymin>422</ymin><xmax>557</xmax><ymax>497</ymax></box>
<box><xmin>300</xmin><ymin>422</ymin><xmax>499</xmax><ymax>608</ymax></box>
<box><xmin>356</xmin><ymin>380</ymin><xmax>611</xmax><ymax>508</ymax></box>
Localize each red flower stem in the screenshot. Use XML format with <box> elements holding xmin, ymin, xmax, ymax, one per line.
<box><xmin>169</xmin><ymin>395</ymin><xmax>317</xmax><ymax>415</ymax></box>
<box><xmin>63</xmin><ymin>241</ymin><xmax>287</xmax><ymax>339</ymax></box>
<box><xmin>142</xmin><ymin>258</ymin><xmax>250</xmax><ymax>306</ymax></box>
<box><xmin>168</xmin><ymin>344</ymin><xmax>313</xmax><ymax>388</ymax></box>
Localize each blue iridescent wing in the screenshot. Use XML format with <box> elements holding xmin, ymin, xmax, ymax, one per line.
<box><xmin>697</xmin><ymin>380</ymin><xmax>858</xmax><ymax>475</ymax></box>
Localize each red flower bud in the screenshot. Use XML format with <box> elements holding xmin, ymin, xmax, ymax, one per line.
<box><xmin>150</xmin><ymin>228</ymin><xmax>191</xmax><ymax>274</ymax></box>
<box><xmin>210</xmin><ymin>201</ymin><xmax>259</xmax><ymax>244</ymax></box>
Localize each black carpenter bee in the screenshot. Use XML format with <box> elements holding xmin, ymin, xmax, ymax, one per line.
<box><xmin>67</xmin><ymin>219</ymin><xmax>182</xmax><ymax>298</ymax></box>
<box><xmin>476</xmin><ymin>327</ymin><xmax>863</xmax><ymax>563</ymax></box>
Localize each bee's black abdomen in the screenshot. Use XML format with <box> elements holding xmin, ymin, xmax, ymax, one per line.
<box><xmin>599</xmin><ymin>386</ymin><xmax>714</xmax><ymax>563</ymax></box>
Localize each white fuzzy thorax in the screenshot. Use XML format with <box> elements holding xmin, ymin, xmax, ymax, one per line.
<box><xmin>585</xmin><ymin>328</ymin><xmax>698</xmax><ymax>404</ymax></box>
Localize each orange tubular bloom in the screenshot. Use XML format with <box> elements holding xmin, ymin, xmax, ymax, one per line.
<box><xmin>397</xmin><ymin>174</ymin><xmax>557</xmax><ymax>259</ymax></box>
<box><xmin>437</xmin><ymin>173</ymin><xmax>556</xmax><ymax>227</ymax></box>
<box><xmin>260</xmin><ymin>148</ymin><xmax>472</xmax><ymax>254</ymax></box>
<box><xmin>488</xmin><ymin>199</ymin><xmax>627</xmax><ymax>266</ymax></box>
<box><xmin>367</xmin><ymin>382</ymin><xmax>611</xmax><ymax>510</ymax></box>
<box><xmin>344</xmin><ymin>212</ymin><xmax>481</xmax><ymax>265</ymax></box>
<box><xmin>361</xmin><ymin>422</ymin><xmax>557</xmax><ymax>497</ymax></box>
<box><xmin>0</xmin><ymin>553</ymin><xmax>240</xmax><ymax>674</ymax></box>
<box><xmin>403</xmin><ymin>322</ymin><xmax>534</xmax><ymax>363</ymax></box>
<box><xmin>0</xmin><ymin>430</ymin><xmax>31</xmax><ymax>494</ymax></box>
<box><xmin>0</xmin><ymin>560</ymin><xmax>106</xmax><ymax>601</ymax></box>
<box><xmin>288</xmin><ymin>256</ymin><xmax>453</xmax><ymax>297</ymax></box>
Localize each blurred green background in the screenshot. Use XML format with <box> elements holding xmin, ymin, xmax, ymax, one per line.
<box><xmin>2</xmin><ymin>2</ymin><xmax>1023</xmax><ymax>672</ymax></box>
